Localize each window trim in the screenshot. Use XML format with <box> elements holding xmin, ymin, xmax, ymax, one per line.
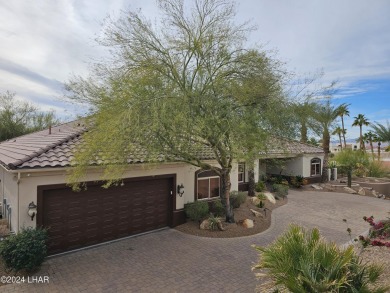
<box><xmin>310</xmin><ymin>158</ymin><xmax>321</xmax><ymax>176</ymax></box>
<box><xmin>238</xmin><ymin>163</ymin><xmax>245</xmax><ymax>183</ymax></box>
<box><xmin>195</xmin><ymin>170</ymin><xmax>221</xmax><ymax>201</ymax></box>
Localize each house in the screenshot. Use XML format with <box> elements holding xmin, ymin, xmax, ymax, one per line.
<box><xmin>0</xmin><ymin>121</ymin><xmax>324</xmax><ymax>254</ymax></box>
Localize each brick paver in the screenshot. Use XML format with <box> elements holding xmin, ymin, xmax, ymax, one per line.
<box><xmin>1</xmin><ymin>190</ymin><xmax>389</xmax><ymax>292</ymax></box>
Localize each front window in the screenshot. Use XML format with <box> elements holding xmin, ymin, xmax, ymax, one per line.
<box><xmin>310</xmin><ymin>158</ymin><xmax>321</xmax><ymax>176</ymax></box>
<box><xmin>238</xmin><ymin>163</ymin><xmax>245</xmax><ymax>183</ymax></box>
<box><xmin>197</xmin><ymin>170</ymin><xmax>220</xmax><ymax>200</ymax></box>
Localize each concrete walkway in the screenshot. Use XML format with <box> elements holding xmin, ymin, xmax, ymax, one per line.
<box><xmin>1</xmin><ymin>190</ymin><xmax>389</xmax><ymax>293</ymax></box>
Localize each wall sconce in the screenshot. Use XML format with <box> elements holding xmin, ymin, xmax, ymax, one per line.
<box><xmin>177</xmin><ymin>184</ymin><xmax>185</xmax><ymax>197</ymax></box>
<box><xmin>28</xmin><ymin>201</ymin><xmax>37</xmax><ymax>221</ymax></box>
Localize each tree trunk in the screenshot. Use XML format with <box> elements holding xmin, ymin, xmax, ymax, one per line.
<box><xmin>359</xmin><ymin>126</ymin><xmax>364</xmax><ymax>151</ymax></box>
<box><xmin>248</xmin><ymin>168</ymin><xmax>255</xmax><ymax>197</ymax></box>
<box><xmin>341</xmin><ymin>116</ymin><xmax>347</xmax><ymax>148</ymax></box>
<box><xmin>347</xmin><ymin>170</ymin><xmax>352</xmax><ymax>188</ymax></box>
<box><xmin>220</xmin><ymin>168</ymin><xmax>234</xmax><ymax>223</ymax></box>
<box><xmin>370</xmin><ymin>140</ymin><xmax>374</xmax><ymax>159</ymax></box>
<box><xmin>300</xmin><ymin>123</ymin><xmax>308</xmax><ymax>143</ymax></box>
<box><xmin>321</xmin><ymin>130</ymin><xmax>330</xmax><ymax>182</ymax></box>
<box><xmin>378</xmin><ymin>142</ymin><xmax>381</xmax><ymax>161</ymax></box>
<box><xmin>338</xmin><ymin>134</ymin><xmax>342</xmax><ymax>150</ymax></box>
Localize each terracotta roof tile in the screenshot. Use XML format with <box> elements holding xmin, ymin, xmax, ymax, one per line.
<box><xmin>0</xmin><ymin>121</ymin><xmax>323</xmax><ymax>170</ymax></box>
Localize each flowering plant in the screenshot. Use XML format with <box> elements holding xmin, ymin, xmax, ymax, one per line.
<box><xmin>358</xmin><ymin>216</ymin><xmax>390</xmax><ymax>247</ymax></box>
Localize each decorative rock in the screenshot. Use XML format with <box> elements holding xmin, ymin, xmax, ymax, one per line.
<box><xmin>372</xmin><ymin>190</ymin><xmax>381</xmax><ymax>198</ymax></box>
<box><xmin>357</xmin><ymin>187</ymin><xmax>365</xmax><ymax>196</ymax></box>
<box><xmin>199</xmin><ymin>219</ymin><xmax>210</xmax><ymax>230</ymax></box>
<box><xmin>251</xmin><ymin>197</ymin><xmax>261</xmax><ymax>205</ymax></box>
<box><xmin>264</xmin><ymin>192</ymin><xmax>276</xmax><ymax>204</ymax></box>
<box><xmin>344</xmin><ymin>187</ymin><xmax>357</xmax><ymax>194</ymax></box>
<box><xmin>242</xmin><ymin>219</ymin><xmax>254</xmax><ymax>228</ymax></box>
<box><xmin>311</xmin><ymin>184</ymin><xmax>323</xmax><ymax>190</ymax></box>
<box><xmin>250</xmin><ymin>209</ymin><xmax>264</xmax><ymax>218</ymax></box>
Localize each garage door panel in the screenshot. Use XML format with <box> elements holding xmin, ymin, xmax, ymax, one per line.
<box><xmin>41</xmin><ymin>177</ymin><xmax>172</xmax><ymax>254</ymax></box>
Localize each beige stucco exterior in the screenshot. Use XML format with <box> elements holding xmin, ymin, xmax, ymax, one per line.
<box><xmin>1</xmin><ymin>160</ymin><xmax>240</xmax><ymax>233</ymax></box>
<box><xmin>266</xmin><ymin>154</ymin><xmax>325</xmax><ymax>177</ymax></box>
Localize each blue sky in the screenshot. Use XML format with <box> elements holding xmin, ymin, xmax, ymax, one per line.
<box><xmin>0</xmin><ymin>0</ymin><xmax>389</xmax><ymax>140</ymax></box>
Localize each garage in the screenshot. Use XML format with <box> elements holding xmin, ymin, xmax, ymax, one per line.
<box><xmin>37</xmin><ymin>175</ymin><xmax>174</xmax><ymax>255</ymax></box>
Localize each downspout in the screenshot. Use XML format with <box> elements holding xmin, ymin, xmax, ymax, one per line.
<box><xmin>16</xmin><ymin>172</ymin><xmax>20</xmax><ymax>234</ymax></box>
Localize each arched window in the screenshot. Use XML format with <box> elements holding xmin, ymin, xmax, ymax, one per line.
<box><xmin>196</xmin><ymin>170</ymin><xmax>220</xmax><ymax>200</ymax></box>
<box><xmin>310</xmin><ymin>158</ymin><xmax>321</xmax><ymax>176</ymax></box>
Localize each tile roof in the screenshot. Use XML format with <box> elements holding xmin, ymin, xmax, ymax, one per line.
<box><xmin>0</xmin><ymin>121</ymin><xmax>323</xmax><ymax>170</ymax></box>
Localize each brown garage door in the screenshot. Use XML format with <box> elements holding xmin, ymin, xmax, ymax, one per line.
<box><xmin>38</xmin><ymin>176</ymin><xmax>173</xmax><ymax>254</ymax></box>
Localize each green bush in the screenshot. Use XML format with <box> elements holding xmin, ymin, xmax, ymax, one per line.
<box><xmin>211</xmin><ymin>199</ymin><xmax>225</xmax><ymax>217</ymax></box>
<box><xmin>208</xmin><ymin>215</ymin><xmax>222</xmax><ymax>231</ymax></box>
<box><xmin>184</xmin><ymin>201</ymin><xmax>209</xmax><ymax>221</ymax></box>
<box><xmin>272</xmin><ymin>184</ymin><xmax>288</xmax><ymax>199</ymax></box>
<box><xmin>255</xmin><ymin>181</ymin><xmax>266</xmax><ymax>192</ymax></box>
<box><xmin>254</xmin><ymin>225</ymin><xmax>388</xmax><ymax>293</ymax></box>
<box><xmin>0</xmin><ymin>227</ymin><xmax>48</xmax><ymax>272</ymax></box>
<box><xmin>230</xmin><ymin>191</ymin><xmax>247</xmax><ymax>208</ymax></box>
<box><xmin>367</xmin><ymin>161</ymin><xmax>390</xmax><ymax>178</ymax></box>
<box><xmin>257</xmin><ymin>193</ymin><xmax>266</xmax><ymax>200</ymax></box>
<box><xmin>290</xmin><ymin>175</ymin><xmax>304</xmax><ymax>188</ymax></box>
<box><xmin>257</xmin><ymin>201</ymin><xmax>264</xmax><ymax>208</ymax></box>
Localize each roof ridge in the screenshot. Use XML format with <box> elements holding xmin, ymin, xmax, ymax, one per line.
<box><xmin>7</xmin><ymin>128</ymin><xmax>87</xmax><ymax>169</ymax></box>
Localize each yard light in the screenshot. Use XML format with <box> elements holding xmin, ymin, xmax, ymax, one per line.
<box><xmin>28</xmin><ymin>201</ymin><xmax>37</xmax><ymax>221</ymax></box>
<box><xmin>177</xmin><ymin>184</ymin><xmax>185</xmax><ymax>197</ymax></box>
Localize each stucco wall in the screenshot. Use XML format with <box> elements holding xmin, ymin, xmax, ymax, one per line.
<box><xmin>0</xmin><ymin>168</ymin><xmax>18</xmax><ymax>233</ymax></box>
<box><xmin>13</xmin><ymin>161</ymin><xmax>239</xmax><ymax>231</ymax></box>
<box><xmin>302</xmin><ymin>154</ymin><xmax>325</xmax><ymax>177</ymax></box>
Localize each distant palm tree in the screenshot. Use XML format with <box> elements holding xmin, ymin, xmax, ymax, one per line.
<box><xmin>336</xmin><ymin>103</ymin><xmax>350</xmax><ymax>148</ymax></box>
<box><xmin>352</xmin><ymin>114</ymin><xmax>370</xmax><ymax>151</ymax></box>
<box><xmin>291</xmin><ymin>101</ymin><xmax>317</xmax><ymax>143</ymax></box>
<box><xmin>370</xmin><ymin>120</ymin><xmax>390</xmax><ymax>143</ymax></box>
<box><xmin>332</xmin><ymin>126</ymin><xmax>344</xmax><ymax>150</ymax></box>
<box><xmin>311</xmin><ymin>99</ymin><xmax>340</xmax><ymax>182</ymax></box>
<box><xmin>363</xmin><ymin>131</ymin><xmax>377</xmax><ymax>159</ymax></box>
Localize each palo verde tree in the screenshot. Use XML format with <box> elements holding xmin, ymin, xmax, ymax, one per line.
<box><xmin>66</xmin><ymin>0</ymin><xmax>290</xmax><ymax>222</ymax></box>
<box><xmin>334</xmin><ymin>149</ymin><xmax>369</xmax><ymax>187</ymax></box>
<box><xmin>0</xmin><ymin>91</ymin><xmax>59</xmax><ymax>142</ymax></box>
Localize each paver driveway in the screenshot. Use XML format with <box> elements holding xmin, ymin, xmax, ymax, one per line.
<box><xmin>1</xmin><ymin>190</ymin><xmax>389</xmax><ymax>293</ymax></box>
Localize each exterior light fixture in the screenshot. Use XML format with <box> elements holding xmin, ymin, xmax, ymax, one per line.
<box><xmin>28</xmin><ymin>201</ymin><xmax>37</xmax><ymax>221</ymax></box>
<box><xmin>177</xmin><ymin>184</ymin><xmax>185</xmax><ymax>197</ymax></box>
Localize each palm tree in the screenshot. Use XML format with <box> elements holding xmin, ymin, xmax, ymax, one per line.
<box><xmin>291</xmin><ymin>101</ymin><xmax>317</xmax><ymax>143</ymax></box>
<box><xmin>363</xmin><ymin>131</ymin><xmax>377</xmax><ymax>159</ymax></box>
<box><xmin>332</xmin><ymin>126</ymin><xmax>344</xmax><ymax>150</ymax></box>
<box><xmin>336</xmin><ymin>103</ymin><xmax>350</xmax><ymax>148</ymax></box>
<box><xmin>370</xmin><ymin>120</ymin><xmax>390</xmax><ymax>143</ymax></box>
<box><xmin>352</xmin><ymin>114</ymin><xmax>370</xmax><ymax>151</ymax></box>
<box><xmin>311</xmin><ymin>99</ymin><xmax>340</xmax><ymax>182</ymax></box>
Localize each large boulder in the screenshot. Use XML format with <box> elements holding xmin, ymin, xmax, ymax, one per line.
<box><xmin>241</xmin><ymin>219</ymin><xmax>254</xmax><ymax>228</ymax></box>
<box><xmin>344</xmin><ymin>187</ymin><xmax>357</xmax><ymax>194</ymax></box>
<box><xmin>199</xmin><ymin>219</ymin><xmax>210</xmax><ymax>230</ymax></box>
<box><xmin>357</xmin><ymin>187</ymin><xmax>365</xmax><ymax>196</ymax></box>
<box><xmin>250</xmin><ymin>209</ymin><xmax>264</xmax><ymax>218</ymax></box>
<box><xmin>264</xmin><ymin>192</ymin><xmax>276</xmax><ymax>204</ymax></box>
<box><xmin>251</xmin><ymin>197</ymin><xmax>261</xmax><ymax>206</ymax></box>
<box><xmin>311</xmin><ymin>184</ymin><xmax>323</xmax><ymax>190</ymax></box>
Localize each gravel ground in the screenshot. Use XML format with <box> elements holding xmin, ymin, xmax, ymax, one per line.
<box><xmin>174</xmin><ymin>196</ymin><xmax>287</xmax><ymax>238</ymax></box>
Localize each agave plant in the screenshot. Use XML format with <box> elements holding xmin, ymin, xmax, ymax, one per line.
<box><xmin>254</xmin><ymin>224</ymin><xmax>388</xmax><ymax>293</ymax></box>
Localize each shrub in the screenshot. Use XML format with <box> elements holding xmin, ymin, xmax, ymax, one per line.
<box><xmin>211</xmin><ymin>199</ymin><xmax>225</xmax><ymax>217</ymax></box>
<box><xmin>255</xmin><ymin>181</ymin><xmax>266</xmax><ymax>192</ymax></box>
<box><xmin>230</xmin><ymin>191</ymin><xmax>247</xmax><ymax>209</ymax></box>
<box><xmin>367</xmin><ymin>161</ymin><xmax>390</xmax><ymax>178</ymax></box>
<box><xmin>257</xmin><ymin>201</ymin><xmax>264</xmax><ymax>208</ymax></box>
<box><xmin>208</xmin><ymin>215</ymin><xmax>222</xmax><ymax>231</ymax></box>
<box><xmin>254</xmin><ymin>225</ymin><xmax>388</xmax><ymax>293</ymax></box>
<box><xmin>0</xmin><ymin>227</ymin><xmax>48</xmax><ymax>272</ymax></box>
<box><xmin>290</xmin><ymin>175</ymin><xmax>304</xmax><ymax>188</ymax></box>
<box><xmin>257</xmin><ymin>193</ymin><xmax>266</xmax><ymax>200</ymax></box>
<box><xmin>272</xmin><ymin>184</ymin><xmax>288</xmax><ymax>199</ymax></box>
<box><xmin>185</xmin><ymin>201</ymin><xmax>209</xmax><ymax>221</ymax></box>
